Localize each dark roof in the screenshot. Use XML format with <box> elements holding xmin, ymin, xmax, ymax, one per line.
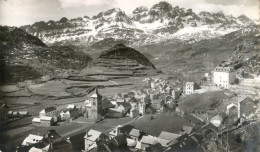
<box><xmin>105</xmin><ymin>111</ymin><xmax>124</xmax><ymax>118</ymax></box>
<box><xmin>239</xmin><ymin>97</ymin><xmax>256</xmax><ymax>105</ymax></box>
<box><xmin>120</xmin><ymin>125</ymin><xmax>135</xmax><ymax>136</ymax></box>
<box><xmin>176</xmin><ymin>133</ymin><xmax>190</xmax><ymax>143</ymax></box>
<box><xmin>120</xmin><ymin>102</ymin><xmax>131</xmax><ymax>109</ymax></box>
<box><xmin>201</xmin><ymin>123</ymin><xmax>219</xmax><ymax>134</ymax></box>
<box><xmin>146</xmin><ymin>143</ymin><xmax>164</xmax><ymax>152</ymax></box>
<box><xmin>184</xmin><ymin>114</ymin><xmax>204</xmax><ymax>126</ymax></box>
<box><xmin>112</xmin><ymin>135</ymin><xmax>127</xmax><ymax>146</ymax></box>
<box><xmin>44</xmin><ymin>107</ymin><xmax>56</xmax><ymax>113</ymax></box>
<box><xmin>99</xmin><ymin>135</ymin><xmax>129</xmax><ymax>152</ymax></box>
<box><xmin>102</xmin><ymin>99</ymin><xmax>115</xmax><ymax>109</ymax></box>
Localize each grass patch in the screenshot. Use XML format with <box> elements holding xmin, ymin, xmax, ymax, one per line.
<box><xmin>131</xmin><ymin>114</ymin><xmax>190</xmax><ymax>136</ymax></box>
<box><xmin>178</xmin><ymin>90</ymin><xmax>228</xmax><ymax>112</ymax></box>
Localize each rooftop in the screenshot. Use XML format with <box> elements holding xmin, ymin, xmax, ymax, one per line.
<box><xmin>182</xmin><ymin>126</ymin><xmax>194</xmax><ymax>134</ymax></box>
<box><xmin>85</xmin><ymin>129</ymin><xmax>103</xmax><ymax>142</ymax></box>
<box><xmin>214</xmin><ymin>66</ymin><xmax>234</xmax><ymax>72</ymax></box>
<box><xmin>40</xmin><ymin>107</ymin><xmax>56</xmax><ymax>114</ymax></box>
<box><xmin>186</xmin><ymin>82</ymin><xmax>194</xmax><ymax>85</ymax></box>
<box><xmin>22</xmin><ymin>134</ymin><xmax>44</xmax><ymax>146</ymax></box>
<box><xmin>227</xmin><ymin>103</ymin><xmax>238</xmax><ymax>110</ymax></box>
<box><xmin>40</xmin><ymin>116</ymin><xmax>53</xmax><ymax>121</ymax></box>
<box><xmin>32</xmin><ymin>117</ymin><xmax>41</xmax><ymax>123</ymax></box>
<box><xmin>129</xmin><ymin>128</ymin><xmax>141</xmax><ymax>137</ymax></box>
<box><xmin>158</xmin><ymin>131</ymin><xmax>180</xmax><ymax>141</ymax></box>
<box><xmin>140</xmin><ymin>135</ymin><xmax>157</xmax><ymax>145</ymax></box>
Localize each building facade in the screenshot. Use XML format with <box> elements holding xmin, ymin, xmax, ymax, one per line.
<box><xmin>84</xmin><ymin>129</ymin><xmax>106</xmax><ymax>151</ymax></box>
<box><xmin>85</xmin><ymin>88</ymin><xmax>103</xmax><ymax>121</ymax></box>
<box><xmin>213</xmin><ymin>67</ymin><xmax>236</xmax><ymax>89</ymax></box>
<box><xmin>39</xmin><ymin>107</ymin><xmax>57</xmax><ymax>117</ymax></box>
<box><xmin>185</xmin><ymin>82</ymin><xmax>195</xmax><ymax>95</ymax></box>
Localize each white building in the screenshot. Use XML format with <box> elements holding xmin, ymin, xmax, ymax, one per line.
<box><xmin>39</xmin><ymin>107</ymin><xmax>57</xmax><ymax>117</ymax></box>
<box><xmin>213</xmin><ymin>67</ymin><xmax>236</xmax><ymax>89</ymax></box>
<box><xmin>84</xmin><ymin>129</ymin><xmax>106</xmax><ymax>151</ymax></box>
<box><xmin>22</xmin><ymin>134</ymin><xmax>43</xmax><ymax>146</ymax></box>
<box><xmin>185</xmin><ymin>82</ymin><xmax>195</xmax><ymax>95</ymax></box>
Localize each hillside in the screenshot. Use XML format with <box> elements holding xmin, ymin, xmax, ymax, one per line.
<box><xmin>20</xmin><ymin>1</ymin><xmax>257</xmax><ymax>47</ymax></box>
<box><xmin>0</xmin><ymin>26</ymin><xmax>92</xmax><ymax>84</ymax></box>
<box><xmin>96</xmin><ymin>44</ymin><xmax>155</xmax><ymax>68</ymax></box>
<box><xmin>135</xmin><ymin>28</ymin><xmax>260</xmax><ymax>81</ymax></box>
<box><xmin>0</xmin><ymin>26</ymin><xmax>46</xmax><ymax>51</ymax></box>
<box><xmin>89</xmin><ymin>44</ymin><xmax>158</xmax><ymax>77</ymax></box>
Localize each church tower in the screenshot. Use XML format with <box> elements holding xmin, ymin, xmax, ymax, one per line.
<box><xmin>139</xmin><ymin>101</ymin><xmax>146</xmax><ymax>115</ymax></box>
<box><xmin>90</xmin><ymin>88</ymin><xmax>102</xmax><ymax>120</ymax></box>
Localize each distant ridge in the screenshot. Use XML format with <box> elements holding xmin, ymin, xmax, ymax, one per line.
<box><xmin>21</xmin><ymin>1</ymin><xmax>257</xmax><ymax>46</ymax></box>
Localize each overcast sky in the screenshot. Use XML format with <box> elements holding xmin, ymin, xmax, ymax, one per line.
<box><xmin>0</xmin><ymin>0</ymin><xmax>258</xmax><ymax>26</ymax></box>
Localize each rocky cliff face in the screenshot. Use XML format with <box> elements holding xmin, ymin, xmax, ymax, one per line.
<box><xmin>21</xmin><ymin>1</ymin><xmax>257</xmax><ymax>47</ymax></box>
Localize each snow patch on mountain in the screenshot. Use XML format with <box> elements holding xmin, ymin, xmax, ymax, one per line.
<box><xmin>21</xmin><ymin>1</ymin><xmax>257</xmax><ymax>46</ymax></box>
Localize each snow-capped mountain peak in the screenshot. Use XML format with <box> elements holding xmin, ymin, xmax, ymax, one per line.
<box><xmin>21</xmin><ymin>1</ymin><xmax>257</xmax><ymax>46</ymax></box>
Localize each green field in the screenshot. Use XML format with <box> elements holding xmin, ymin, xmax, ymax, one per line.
<box><xmin>131</xmin><ymin>113</ymin><xmax>191</xmax><ymax>136</ymax></box>
<box><xmin>178</xmin><ymin>90</ymin><xmax>228</xmax><ymax>112</ymax></box>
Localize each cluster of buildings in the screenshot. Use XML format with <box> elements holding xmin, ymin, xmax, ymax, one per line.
<box><xmin>32</xmin><ymin>107</ymin><xmax>58</xmax><ymax>127</ymax></box>
<box><xmin>0</xmin><ymin>101</ymin><xmax>29</xmax><ymax>119</ymax></box>
<box><xmin>17</xmin><ymin>130</ymin><xmax>73</xmax><ymax>152</ymax></box>
<box><xmin>84</xmin><ymin>124</ymin><xmax>200</xmax><ymax>152</ymax></box>
<box><xmin>226</xmin><ymin>97</ymin><xmax>258</xmax><ymax>124</ymax></box>
<box><xmin>77</xmin><ymin>78</ymin><xmax>183</xmax><ymax>123</ymax></box>
<box><xmin>18</xmin><ymin>61</ymin><xmax>259</xmax><ymax>151</ymax></box>
<box><xmin>183</xmin><ymin>66</ymin><xmax>237</xmax><ymax>96</ymax></box>
<box><xmin>7</xmin><ymin>111</ymin><xmax>29</xmax><ymax>118</ymax></box>
<box><xmin>32</xmin><ymin>104</ymin><xmax>83</xmax><ymax>126</ymax></box>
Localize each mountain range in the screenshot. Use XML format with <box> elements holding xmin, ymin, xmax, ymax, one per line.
<box><xmin>21</xmin><ymin>1</ymin><xmax>257</xmax><ymax>47</ymax></box>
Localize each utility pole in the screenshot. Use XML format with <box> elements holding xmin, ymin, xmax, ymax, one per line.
<box><xmin>226</xmin><ymin>122</ymin><xmax>229</xmax><ymax>152</ymax></box>
<box><xmin>221</xmin><ymin>128</ymin><xmax>223</xmax><ymax>147</ymax></box>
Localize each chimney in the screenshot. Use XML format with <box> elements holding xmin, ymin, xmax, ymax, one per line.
<box><xmin>117</xmin><ymin>125</ymin><xmax>123</xmax><ymax>135</ymax></box>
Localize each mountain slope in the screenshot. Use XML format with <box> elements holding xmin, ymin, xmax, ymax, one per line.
<box><xmin>0</xmin><ymin>26</ymin><xmax>46</xmax><ymax>50</ymax></box>
<box><xmin>21</xmin><ymin>1</ymin><xmax>257</xmax><ymax>47</ymax></box>
<box><xmin>0</xmin><ymin>26</ymin><xmax>93</xmax><ymax>84</ymax></box>
<box><xmin>90</xmin><ymin>44</ymin><xmax>158</xmax><ymax>77</ymax></box>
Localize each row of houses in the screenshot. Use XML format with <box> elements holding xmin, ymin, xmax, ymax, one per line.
<box><xmin>32</xmin><ymin>104</ymin><xmax>82</xmax><ymax>127</ymax></box>
<box><xmin>7</xmin><ymin>111</ymin><xmax>29</xmax><ymax>118</ymax></box>
<box><xmin>32</xmin><ymin>106</ymin><xmax>58</xmax><ymax>127</ymax></box>
<box><xmin>180</xmin><ymin>96</ymin><xmax>259</xmax><ymax>132</ymax></box>
<box><xmin>84</xmin><ymin>124</ymin><xmax>200</xmax><ymax>152</ymax></box>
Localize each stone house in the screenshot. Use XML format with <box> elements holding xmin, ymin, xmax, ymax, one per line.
<box><xmin>129</xmin><ymin>128</ymin><xmax>142</xmax><ymax>141</ymax></box>
<box><xmin>84</xmin><ymin>129</ymin><xmax>107</xmax><ymax>151</ymax></box>
<box><xmin>39</xmin><ymin>107</ymin><xmax>57</xmax><ymax>117</ymax></box>
<box><xmin>238</xmin><ymin>97</ymin><xmax>256</xmax><ymax>119</ymax></box>
<box><xmin>130</xmin><ymin>108</ymin><xmax>139</xmax><ymax>118</ymax></box>
<box><xmin>60</xmin><ymin>108</ymin><xmax>81</xmax><ymax>121</ymax></box>
<box><xmin>40</xmin><ymin>116</ymin><xmax>54</xmax><ymax>127</ymax></box>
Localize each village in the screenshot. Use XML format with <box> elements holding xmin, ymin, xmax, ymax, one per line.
<box><xmin>1</xmin><ymin>51</ymin><xmax>260</xmax><ymax>152</ymax></box>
